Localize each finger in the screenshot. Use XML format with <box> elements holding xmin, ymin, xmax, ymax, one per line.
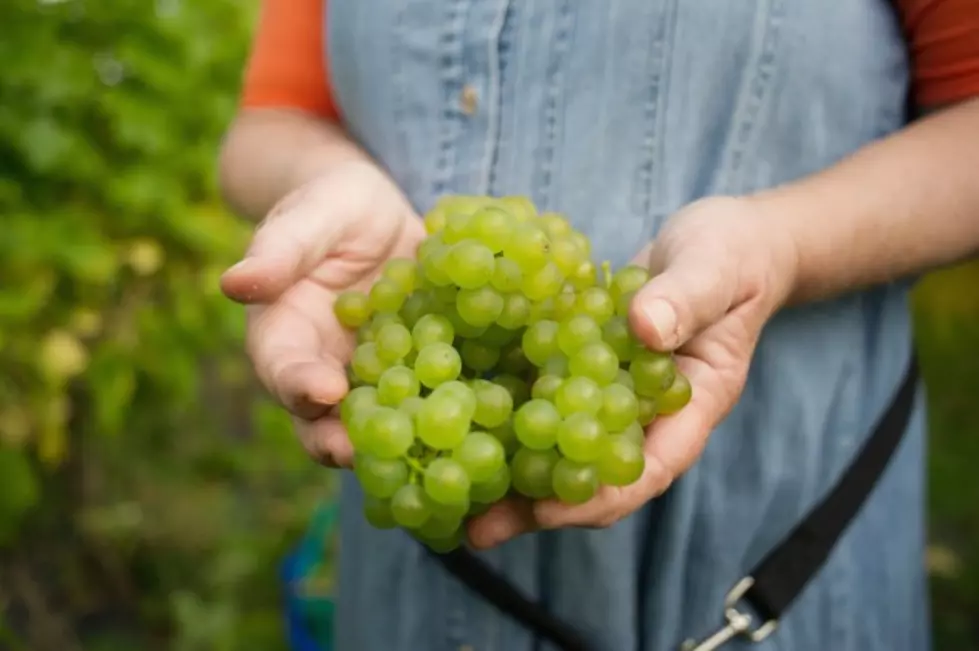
<box><xmin>628</xmin><ymin>254</ymin><xmax>737</xmax><ymax>352</ymax></box>
<box><xmin>466</xmin><ymin>498</ymin><xmax>538</xmax><ymax>549</ymax></box>
<box><xmin>295</xmin><ymin>415</ymin><xmax>355</xmax><ymax>468</ymax></box>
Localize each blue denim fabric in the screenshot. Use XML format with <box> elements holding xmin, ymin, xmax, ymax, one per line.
<box><xmin>325</xmin><ymin>2</ymin><xmax>929</xmax><ymax>650</ymax></box>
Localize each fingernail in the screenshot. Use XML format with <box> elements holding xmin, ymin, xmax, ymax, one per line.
<box><xmin>224</xmin><ymin>258</ymin><xmax>252</xmax><ymax>275</ymax></box>
<box><xmin>643</xmin><ymin>299</ymin><xmax>677</xmax><ymax>347</ymax></box>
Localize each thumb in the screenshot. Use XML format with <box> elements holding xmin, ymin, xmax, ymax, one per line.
<box><xmin>627</xmin><ymin>256</ymin><xmax>737</xmax><ymax>352</ymax></box>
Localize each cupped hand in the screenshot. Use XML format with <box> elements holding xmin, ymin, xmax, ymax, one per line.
<box><xmin>220</xmin><ymin>161</ymin><xmax>425</xmax><ymax>467</ymax></box>
<box><xmin>466</xmin><ymin>196</ymin><xmax>798</xmax><ymax>548</ymax></box>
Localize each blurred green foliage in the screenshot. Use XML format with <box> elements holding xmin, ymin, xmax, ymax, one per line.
<box><xmin>0</xmin><ymin>1</ymin><xmax>977</xmax><ymax>650</ymax></box>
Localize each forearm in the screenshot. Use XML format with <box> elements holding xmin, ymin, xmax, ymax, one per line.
<box><xmin>752</xmin><ymin>97</ymin><xmax>979</xmax><ymax>306</ymax></box>
<box><xmin>217</xmin><ymin>108</ymin><xmax>369</xmax><ymax>220</ymax></box>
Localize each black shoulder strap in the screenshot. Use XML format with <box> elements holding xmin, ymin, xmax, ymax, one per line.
<box><xmin>428</xmin><ymin>351</ymin><xmax>919</xmax><ymax>651</ymax></box>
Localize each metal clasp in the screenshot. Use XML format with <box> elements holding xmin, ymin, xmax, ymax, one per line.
<box><xmin>680</xmin><ymin>577</ymin><xmax>778</xmax><ymax>651</ymax></box>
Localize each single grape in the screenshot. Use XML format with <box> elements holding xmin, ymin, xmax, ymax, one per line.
<box><xmin>615</xmin><ymin>421</ymin><xmax>645</xmax><ymax>446</ymax></box>
<box><xmin>492</xmin><ymin>374</ymin><xmax>530</xmax><ymax>407</ymax></box>
<box><xmin>362</xmin><ymin>495</ymin><xmax>398</xmax><ymax>529</ymax></box>
<box><xmin>531</xmin><ymin>375</ymin><xmax>563</xmax><ymax>402</ymax></box>
<box><xmin>460</xmin><ymin>339</ymin><xmax>500</xmax><ymax>372</ymax></box>
<box><xmin>369</xmin><ymin>278</ymin><xmax>407</xmax><ymax>313</ymax></box>
<box><xmin>503</xmin><ymin>222</ymin><xmax>550</xmax><ymax>271</ymax></box>
<box><xmin>521</xmin><ymin>262</ymin><xmax>565</xmax><ymax>301</ymax></box>
<box><xmin>347</xmin><ymin>407</ymin><xmax>378</xmax><ymax>449</ymax></box>
<box><xmin>391</xmin><ymin>484</ymin><xmax>432</xmax><ymax>529</ymax></box>
<box><xmin>469</xmin><ymin>465</ymin><xmax>511</xmax><ymax>503</ymax></box>
<box><xmin>416</xmin><ymin>392</ymin><xmax>471</xmax><ymax>449</ymax></box>
<box><xmin>538</xmin><ymin>212</ymin><xmax>572</xmax><ymax>239</ymax></box>
<box><xmin>637</xmin><ymin>395</ymin><xmax>658</xmax><ymax>426</ymax></box>
<box><xmin>422</xmin><ymin>244</ymin><xmax>453</xmax><ymax>286</ymax></box>
<box><xmin>340</xmin><ymin>385</ymin><xmax>378</xmax><ymax>425</ymax></box>
<box><xmin>576</xmin><ymin>287</ymin><xmax>615</xmax><ymax>325</ymax></box>
<box><xmin>569</xmin><ymin>231</ymin><xmax>591</xmax><ymax>258</ymax></box>
<box><xmin>471</xmin><ymin>379</ymin><xmax>514</xmax><ymax>429</ymax></box>
<box><xmin>489</xmin><ymin>421</ymin><xmax>520</xmax><ymax>456</ymax></box>
<box><xmin>412</xmin><ymin>313</ymin><xmax>455</xmax><ymax>350</ymax></box>
<box><xmin>491</xmin><ymin>257</ymin><xmax>523</xmax><ymax>293</ymax></box>
<box><xmin>615</xmin><ymin>368</ymin><xmax>635</xmax><ymax>389</ymax></box>
<box><xmin>615</xmin><ymin>290</ymin><xmax>635</xmax><ymax>318</ymax></box>
<box><xmin>453</xmin><ymin>431</ymin><xmax>506</xmax><ymax>482</ymax></box>
<box><xmin>369</xmin><ymin>312</ymin><xmax>404</xmax><ymax>335</ymax></box>
<box><xmin>468</xmin><ymin>206</ymin><xmax>514</xmax><ymax>253</ymax></box>
<box><xmin>351</xmin><ymin>342</ymin><xmax>387</xmax><ymax>385</ymax></box>
<box><xmin>522</xmin><ymin>320</ymin><xmax>560</xmax><ymax>366</ymax></box>
<box><xmin>602</xmin><ymin>317</ymin><xmax>636</xmax><ymax>362</ymax></box>
<box><xmin>498</xmin><ymin>293</ymin><xmax>531</xmax><ymax>330</ymax></box>
<box><xmin>400</xmin><ymin>289</ymin><xmax>434</xmax><ymax>329</ymax></box>
<box><xmin>556</xmin><ymin>412</ymin><xmax>606</xmax><ymax>463</ymax></box>
<box><xmin>549</xmin><ymin>237</ymin><xmax>584</xmax><ymax>276</ymax></box>
<box><xmin>510</xmin><ymin>447</ymin><xmax>559</xmax><ymax>499</ymax></box>
<box><xmin>541</xmin><ymin>354</ymin><xmax>570</xmax><ymax>377</ymax></box>
<box><xmin>357</xmin><ymin>323</ymin><xmax>375</xmax><ymax>344</ymax></box>
<box><xmin>423</xmin><ymin>204</ymin><xmax>449</xmax><ymax>234</ymax></box>
<box><xmin>423</xmin><ymin>531</ymin><xmax>465</xmax><ymax>554</ymax></box>
<box><xmin>657</xmin><ymin>372</ymin><xmax>693</xmax><ymax>415</ymax></box>
<box><xmin>428</xmin><ymin>497</ymin><xmax>470</xmax><ymax>521</ymax></box>
<box><xmin>557</xmin><ymin>314</ymin><xmax>602</xmax><ymax>356</ymax></box>
<box><xmin>431</xmin><ymin>380</ymin><xmax>477</xmax><ymax>416</ymax></box>
<box><xmin>513</xmin><ymin>399</ymin><xmax>562</xmax><ymax>449</ymax></box>
<box><xmin>568</xmin><ymin>341</ymin><xmax>619</xmax><ymax>385</ymax></box>
<box><xmin>456</xmin><ymin>285</ymin><xmax>505</xmax><ymax>327</ymax></box>
<box><xmin>334</xmin><ymin>291</ymin><xmax>372</xmax><ymax>328</ymax></box>
<box><xmin>596</xmin><ymin>435</ymin><xmax>644</xmax><ymax>486</ymax></box>
<box><xmin>568</xmin><ymin>260</ymin><xmax>597</xmax><ymax>290</ymax></box>
<box><xmin>554</xmin><ymin>375</ymin><xmax>603</xmax><ymax>416</ymax></box>
<box><xmin>377</xmin><ymin>366</ymin><xmax>420</xmax><ymax>406</ymax></box>
<box><xmin>399</xmin><ymin>396</ymin><xmax>425</xmax><ymax>419</ymax></box>
<box><xmin>424</xmin><ymin>458</ymin><xmax>471</xmax><ymax>506</ymax></box>
<box><xmin>630</xmin><ymin>350</ymin><xmax>677</xmax><ymax>397</ymax></box>
<box><xmin>363</xmin><ymin>407</ymin><xmax>414</xmax><ymax>459</ymax></box>
<box><xmin>552</xmin><ymin>459</ymin><xmax>599</xmax><ymax>504</ymax></box>
<box><xmin>383</xmin><ymin>258</ymin><xmax>419</xmax><ymax>294</ymax></box>
<box><xmin>598</xmin><ymin>383</ymin><xmax>640</xmax><ymax>432</ymax></box>
<box><xmin>445</xmin><ymin>304</ymin><xmax>489</xmax><ymax>338</ymax></box>
<box><xmin>497</xmin><ymin>195</ymin><xmax>536</xmax><ymax>220</ymax></box>
<box><xmin>375</xmin><ymin>322</ymin><xmax>412</xmax><ymax>363</ymax></box>
<box><xmin>552</xmin><ymin>289</ymin><xmax>578</xmax><ymax>321</ymax></box>
<box><xmin>418</xmin><ymin>513</ymin><xmax>463</xmax><ymax>540</ymax></box>
<box><xmin>415</xmin><ymin>343</ymin><xmax>462</xmax><ymax>388</ymax></box>
<box><xmin>447</xmin><ymin>239</ymin><xmax>495</xmax><ymax>288</ymax></box>
<box><xmin>610</xmin><ymin>264</ymin><xmax>650</xmax><ymax>301</ymax></box>
<box><xmin>355</xmin><ymin>455</ymin><xmax>409</xmax><ymax>499</ymax></box>
<box><xmin>442</xmin><ymin>212</ymin><xmax>473</xmax><ymax>244</ymax></box>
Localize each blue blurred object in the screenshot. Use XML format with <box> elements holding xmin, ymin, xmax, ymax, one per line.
<box><xmin>280</xmin><ymin>502</ymin><xmax>338</xmax><ymax>651</ymax></box>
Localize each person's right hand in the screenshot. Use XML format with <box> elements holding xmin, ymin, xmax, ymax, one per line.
<box><xmin>220</xmin><ymin>161</ymin><xmax>425</xmax><ymax>467</ymax></box>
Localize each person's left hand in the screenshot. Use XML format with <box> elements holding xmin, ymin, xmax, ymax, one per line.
<box><xmin>466</xmin><ymin>196</ymin><xmax>799</xmax><ymax>548</ymax></box>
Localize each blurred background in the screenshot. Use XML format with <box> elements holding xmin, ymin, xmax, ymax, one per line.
<box><xmin>0</xmin><ymin>2</ymin><xmax>976</xmax><ymax>650</ymax></box>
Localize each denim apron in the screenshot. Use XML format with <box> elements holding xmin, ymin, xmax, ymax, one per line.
<box><xmin>325</xmin><ymin>2</ymin><xmax>930</xmax><ymax>649</ymax></box>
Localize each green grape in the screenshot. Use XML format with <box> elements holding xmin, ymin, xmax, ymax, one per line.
<box><xmin>491</xmin><ymin>257</ymin><xmax>523</xmax><ymax>293</ymax></box>
<box><xmin>355</xmin><ymin>455</ymin><xmax>409</xmax><ymax>499</ymax></box>
<box><xmin>596</xmin><ymin>435</ymin><xmax>644</xmax><ymax>486</ymax></box>
<box><xmin>431</xmin><ymin>380</ymin><xmax>477</xmax><ymax>417</ymax></box>
<box><xmin>424</xmin><ymin>458</ymin><xmax>471</xmax><ymax>505</ymax></box>
<box><xmin>531</xmin><ymin>375</ymin><xmax>563</xmax><ymax>402</ymax></box>
<box><xmin>527</xmin><ymin>297</ymin><xmax>555</xmax><ymax>322</ymax></box>
<box><xmin>497</xmin><ymin>344</ymin><xmax>531</xmax><ymax>376</ymax></box>
<box><xmin>468</xmin><ymin>206</ymin><xmax>514</xmax><ymax>253</ymax></box>
<box><xmin>376</xmin><ymin>366</ymin><xmax>420</xmax><ymax>406</ymax></box>
<box><xmin>537</xmin><ymin>212</ymin><xmax>572</xmax><ymax>238</ymax></box>
<box><xmin>513</xmin><ymin>399</ymin><xmax>562</xmax><ymax>450</ymax></box>
<box><xmin>400</xmin><ymin>289</ymin><xmax>434</xmax><ymax>328</ymax></box>
<box><xmin>375</xmin><ymin>323</ymin><xmax>412</xmax><ymax>363</ymax></box>
<box><xmin>615</xmin><ymin>421</ymin><xmax>646</xmax><ymax>446</ymax></box>
<box><xmin>415</xmin><ymin>343</ymin><xmax>462</xmax><ymax>388</ymax></box>
<box><xmin>568</xmin><ymin>341</ymin><xmax>619</xmax><ymax>386</ymax></box>
<box><xmin>602</xmin><ymin>317</ymin><xmax>635</xmax><ymax>362</ymax></box>
<box><xmin>438</xmin><ymin>195</ymin><xmax>490</xmax><ymax>218</ymax></box>
<box><xmin>456</xmin><ymin>285</ymin><xmax>504</xmax><ymax>327</ymax></box>
<box><xmin>445</xmin><ymin>304</ymin><xmax>489</xmax><ymax>338</ymax></box>
<box><xmin>418</xmin><ymin>512</ymin><xmax>463</xmax><ymax>540</ymax></box>
<box><xmin>383</xmin><ymin>258</ymin><xmax>419</xmax><ymax>294</ymax></box>
<box><xmin>522</xmin><ymin>320</ymin><xmax>560</xmax><ymax>366</ymax></box>
<box><xmin>569</xmin><ymin>231</ymin><xmax>591</xmax><ymax>258</ymax></box>
<box><xmin>552</xmin><ymin>289</ymin><xmax>578</xmax><ymax>321</ymax></box>
<box><xmin>340</xmin><ymin>385</ymin><xmax>378</xmax><ymax>425</ymax></box>
<box><xmin>460</xmin><ymin>339</ymin><xmax>500</xmax><ymax>372</ymax></box>
<box><xmin>510</xmin><ymin>447</ymin><xmax>559</xmax><ymax>499</ymax></box>
<box><xmin>657</xmin><ymin>372</ymin><xmax>692</xmax><ymax>414</ymax></box>
<box><xmin>557</xmin><ymin>314</ymin><xmax>602</xmax><ymax>356</ymax></box>
<box><xmin>576</xmin><ymin>287</ymin><xmax>615</xmax><ymax>325</ymax></box>
<box><xmin>498</xmin><ymin>293</ymin><xmax>531</xmax><ymax>329</ymax></box>
<box><xmin>471</xmin><ymin>379</ymin><xmax>514</xmax><ymax>428</ymax></box>
<box><xmin>554</xmin><ymin>375</ymin><xmax>603</xmax><ymax>416</ymax></box>
<box><xmin>521</xmin><ymin>262</ymin><xmax>565</xmax><ymax>301</ymax></box>
<box><xmin>404</xmin><ymin>349</ymin><xmax>418</xmax><ymax>367</ymax></box>
<box><xmin>334</xmin><ymin>291</ymin><xmax>372</xmax><ymax>328</ymax></box>
<box><xmin>630</xmin><ymin>350</ymin><xmax>677</xmax><ymax>397</ymax></box>
<box><xmin>637</xmin><ymin>395</ymin><xmax>658</xmax><ymax>426</ymax></box>
<box><xmin>399</xmin><ymin>396</ymin><xmax>425</xmax><ymax>419</ymax></box>
<box><xmin>599</xmin><ymin>383</ymin><xmax>640</xmax><ymax>432</ymax></box>
<box><xmin>417</xmin><ymin>232</ymin><xmax>444</xmax><ymax>261</ymax></box>
<box><xmin>469</xmin><ymin>465</ymin><xmax>511</xmax><ymax>503</ymax></box>
<box><xmin>610</xmin><ymin>264</ymin><xmax>649</xmax><ymax>301</ymax></box>
<box><xmin>369</xmin><ymin>312</ymin><xmax>404</xmax><ymax>334</ymax></box>
<box><xmin>447</xmin><ymin>240</ymin><xmax>495</xmax><ymax>288</ymax></box>
<box><xmin>423</xmin><ymin>205</ymin><xmax>449</xmax><ymax>234</ymax></box>
<box><xmin>549</xmin><ymin>237</ymin><xmax>583</xmax><ymax>276</ymax></box>
<box><xmin>615</xmin><ymin>290</ymin><xmax>635</xmax><ymax>318</ymax></box>
<box><xmin>492</xmin><ymin>374</ymin><xmax>530</xmax><ymax>406</ymax></box>
<box><xmin>363</xmin><ymin>495</ymin><xmax>398</xmax><ymax>529</ymax></box>
<box><xmin>489</xmin><ymin>421</ymin><xmax>520</xmax><ymax>456</ymax></box>
<box><xmin>357</xmin><ymin>323</ymin><xmax>375</xmax><ymax>344</ymax></box>
<box><xmin>423</xmin><ymin>532</ymin><xmax>465</xmax><ymax>554</ymax></box>
<box><xmin>347</xmin><ymin>408</ymin><xmax>378</xmax><ymax>449</ymax></box>
<box><xmin>391</xmin><ymin>484</ymin><xmax>432</xmax><ymax>529</ymax></box>
<box><xmin>432</xmin><ymin>284</ymin><xmax>459</xmax><ymax>305</ymax></box>
<box><xmin>412</xmin><ymin>313</ymin><xmax>455</xmax><ymax>350</ymax></box>
<box><xmin>468</xmin><ymin>501</ymin><xmax>492</xmax><ymax>517</ymax></box>
<box><xmin>369</xmin><ymin>278</ymin><xmax>407</xmax><ymax>313</ymax></box>
<box><xmin>497</xmin><ymin>195</ymin><xmax>536</xmax><ymax>220</ymax></box>
<box><xmin>556</xmin><ymin>412</ymin><xmax>606</xmax><ymax>462</ymax></box>
<box><xmin>503</xmin><ymin>222</ymin><xmax>550</xmax><ymax>271</ymax></box>
<box><xmin>541</xmin><ymin>355</ymin><xmax>570</xmax><ymax>377</ymax></box>
<box><xmin>363</xmin><ymin>407</ymin><xmax>415</xmax><ymax>459</ymax></box>
<box><xmin>552</xmin><ymin>459</ymin><xmax>599</xmax><ymax>505</ymax></box>
<box><xmin>422</xmin><ymin>244</ymin><xmax>453</xmax><ymax>286</ymax></box>
<box><xmin>442</xmin><ymin>212</ymin><xmax>473</xmax><ymax>244</ymax></box>
<box><xmin>453</xmin><ymin>431</ymin><xmax>506</xmax><ymax>482</ymax></box>
<box><xmin>569</xmin><ymin>260</ymin><xmax>597</xmax><ymax>290</ymax></box>
<box><xmin>428</xmin><ymin>498</ymin><xmax>470</xmax><ymax>523</ymax></box>
<box><xmin>351</xmin><ymin>343</ymin><xmax>387</xmax><ymax>385</ymax></box>
<box><xmin>416</xmin><ymin>392</ymin><xmax>471</xmax><ymax>449</ymax></box>
<box><xmin>479</xmin><ymin>324</ymin><xmax>519</xmax><ymax>347</ymax></box>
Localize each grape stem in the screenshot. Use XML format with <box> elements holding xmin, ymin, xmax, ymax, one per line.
<box><xmin>405</xmin><ymin>456</ymin><xmax>426</xmax><ymax>476</ymax></box>
<box><xmin>601</xmin><ymin>260</ymin><xmax>612</xmax><ymax>288</ymax></box>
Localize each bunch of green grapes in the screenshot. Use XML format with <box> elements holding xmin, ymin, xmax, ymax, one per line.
<box><xmin>332</xmin><ymin>195</ymin><xmax>692</xmax><ymax>552</ymax></box>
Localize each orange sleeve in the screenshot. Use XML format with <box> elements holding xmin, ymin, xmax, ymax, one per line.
<box><xmin>240</xmin><ymin>0</ymin><xmax>340</xmax><ymax>121</ymax></box>
<box><xmin>899</xmin><ymin>0</ymin><xmax>979</xmax><ymax>107</ymax></box>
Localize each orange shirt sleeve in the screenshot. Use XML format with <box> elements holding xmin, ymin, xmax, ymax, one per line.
<box><xmin>240</xmin><ymin>0</ymin><xmax>340</xmax><ymax>121</ymax></box>
<box><xmin>898</xmin><ymin>0</ymin><xmax>979</xmax><ymax>107</ymax></box>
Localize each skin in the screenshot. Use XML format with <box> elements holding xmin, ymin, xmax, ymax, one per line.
<box><xmin>219</xmin><ymin>97</ymin><xmax>979</xmax><ymax>548</ymax></box>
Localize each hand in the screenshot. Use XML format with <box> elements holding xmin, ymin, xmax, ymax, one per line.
<box><xmin>220</xmin><ymin>161</ymin><xmax>425</xmax><ymax>467</ymax></box>
<box><xmin>466</xmin><ymin>196</ymin><xmax>798</xmax><ymax>548</ymax></box>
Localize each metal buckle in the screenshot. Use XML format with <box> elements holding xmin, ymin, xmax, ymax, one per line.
<box><xmin>679</xmin><ymin>577</ymin><xmax>778</xmax><ymax>651</ymax></box>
